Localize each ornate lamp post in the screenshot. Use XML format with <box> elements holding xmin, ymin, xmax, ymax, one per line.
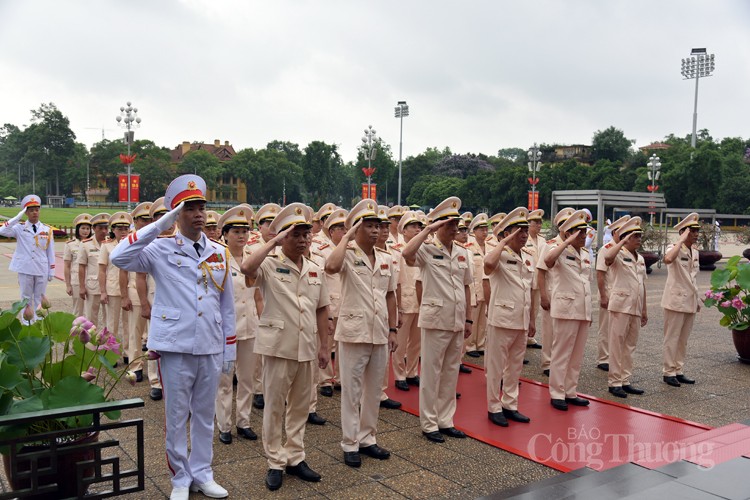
<box><xmin>116</xmin><ymin>101</ymin><xmax>142</xmax><ymax>210</ymax></box>
<box><xmin>394</xmin><ymin>101</ymin><xmax>409</xmax><ymax>206</ymax></box>
<box><xmin>647</xmin><ymin>153</ymin><xmax>661</xmax><ymax>225</ymax></box>
<box><xmin>361</xmin><ymin>125</ymin><xmax>380</xmax><ymax>200</ymax></box>
<box><xmin>527</xmin><ymin>143</ymin><xmax>542</xmax><ymax>210</ymax></box>
<box><xmin>681</xmin><ymin>48</ymin><xmax>715</xmax><ymax>149</ymax></box>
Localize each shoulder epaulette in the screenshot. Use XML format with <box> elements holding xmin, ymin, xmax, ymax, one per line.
<box><xmin>66</xmin><ymin>238</ymin><xmax>77</xmax><ymax>244</ymax></box>
<box><xmin>81</xmin><ymin>237</ymin><xmax>93</xmax><ymax>243</ymax></box>
<box><xmin>375</xmin><ymin>247</ymin><xmax>391</xmax><ymax>254</ymax></box>
<box><xmin>317</xmin><ymin>243</ymin><xmax>330</xmax><ymax>251</ymax></box>
<box><xmin>210</xmin><ymin>238</ymin><xmax>228</xmax><ymax>248</ymax></box>
<box><xmin>546</xmin><ymin>238</ymin><xmax>556</xmax><ymax>244</ymax></box>
<box><xmin>157</xmin><ymin>234</ymin><xmax>176</xmax><ymax>239</ymax></box>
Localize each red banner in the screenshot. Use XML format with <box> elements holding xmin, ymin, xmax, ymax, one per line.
<box><xmin>362</xmin><ymin>183</ymin><xmax>377</xmax><ymax>201</ymax></box>
<box><xmin>527</xmin><ymin>191</ymin><xmax>539</xmax><ymax>211</ymax></box>
<box><xmin>118</xmin><ymin>174</ymin><xmax>140</xmax><ymax>203</ymax></box>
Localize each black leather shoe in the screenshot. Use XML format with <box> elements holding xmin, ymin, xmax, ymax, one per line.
<box><xmin>488</xmin><ymin>411</ymin><xmax>508</xmax><ymax>427</ymax></box>
<box><xmin>237</xmin><ymin>426</ymin><xmax>258</xmax><ymax>440</ymax></box>
<box><xmin>343</xmin><ymin>451</ymin><xmax>361</xmax><ymax>467</ymax></box>
<box><xmin>141</xmin><ymin>343</ymin><xmax>148</xmax><ymax>352</ymax></box>
<box><xmin>527</xmin><ymin>343</ymin><xmax>542</xmax><ymax>349</ymax></box>
<box><xmin>334</xmin><ymin>383</ymin><xmax>341</xmax><ymax>391</ymax></box>
<box><xmin>565</xmin><ymin>396</ymin><xmax>590</xmax><ymax>406</ymax></box>
<box><xmin>623</xmin><ymin>385</ymin><xmax>645</xmax><ymax>395</ymax></box>
<box><xmin>422</xmin><ymin>431</ymin><xmax>445</xmax><ymax>443</ymax></box>
<box><xmin>307</xmin><ymin>412</ymin><xmax>326</xmax><ymax>425</ymax></box>
<box><xmin>459</xmin><ymin>364</ymin><xmax>472</xmax><ymax>374</ymax></box>
<box><xmin>406</xmin><ymin>376</ymin><xmax>420</xmax><ymax>386</ymax></box>
<box><xmin>219</xmin><ymin>431</ymin><xmax>232</xmax><ymax>444</ymax></box>
<box><xmin>265</xmin><ymin>469</ymin><xmax>283</xmax><ymax>491</ymax></box>
<box><xmin>502</xmin><ymin>408</ymin><xmax>531</xmax><ymax>423</ymax></box>
<box><xmin>253</xmin><ymin>394</ymin><xmax>265</xmax><ymax>409</ymax></box>
<box><xmin>455</xmin><ymin>392</ymin><xmax>461</xmax><ymax>399</ymax></box>
<box><xmin>149</xmin><ymin>388</ymin><xmax>162</xmax><ymax>401</ymax></box>
<box><xmin>439</xmin><ymin>427</ymin><xmax>466</xmax><ymax>438</ymax></box>
<box><xmin>359</xmin><ymin>444</ymin><xmax>391</xmax><ymax>459</ymax></box>
<box><xmin>286</xmin><ymin>461</ymin><xmax>321</xmax><ymax>482</ymax></box>
<box><xmin>609</xmin><ymin>386</ymin><xmax>628</xmax><ymax>398</ymax></box>
<box><xmin>597</xmin><ymin>363</ymin><xmax>610</xmax><ymax>372</ymax></box>
<box><xmin>542</xmin><ymin>369</ymin><xmax>550</xmax><ymax>376</ymax></box>
<box><xmin>134</xmin><ymin>369</ymin><xmax>143</xmax><ymax>383</ymax></box>
<box><xmin>123</xmin><ymin>357</ymin><xmax>129</xmax><ymax>365</ymax></box>
<box><xmin>550</xmin><ymin>399</ymin><xmax>568</xmax><ymax>411</ymax></box>
<box><xmin>523</xmin><ymin>359</ymin><xmax>529</xmax><ymax>365</ymax></box>
<box><xmin>663</xmin><ymin>376</ymin><xmax>681</xmax><ymax>387</ymax></box>
<box><xmin>380</xmin><ymin>398</ymin><xmax>402</xmax><ymax>409</ymax></box>
<box><xmin>320</xmin><ymin>386</ymin><xmax>333</xmax><ymax>397</ymax></box>
<box><xmin>676</xmin><ymin>374</ymin><xmax>695</xmax><ymax>384</ymax></box>
<box><xmin>395</xmin><ymin>380</ymin><xmax>410</xmax><ymax>391</ymax></box>
<box><xmin>466</xmin><ymin>350</ymin><xmax>481</xmax><ymax>358</ymax></box>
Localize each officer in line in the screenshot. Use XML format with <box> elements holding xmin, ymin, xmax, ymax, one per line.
<box><xmin>594</xmin><ymin>215</ymin><xmax>631</xmax><ymax>372</ymax></box>
<box><xmin>78</xmin><ymin>212</ymin><xmax>110</xmax><ymax>327</ymax></box>
<box><xmin>392</xmin><ymin>211</ymin><xmax>424</xmax><ymax>391</ymax></box>
<box><xmin>119</xmin><ymin>202</ymin><xmax>152</xmax><ymax>385</ymax></box>
<box><xmin>64</xmin><ymin>213</ymin><xmax>93</xmax><ymax>317</ymax></box>
<box><xmin>241</xmin><ymin>203</ymin><xmax>331</xmax><ymax>491</ymax></box>
<box><xmin>325</xmin><ymin>199</ymin><xmax>398</xmax><ymax>468</ymax></box>
<box><xmin>215</xmin><ymin>206</ymin><xmax>261</xmax><ymax>444</ymax></box>
<box><xmin>465</xmin><ymin>213</ymin><xmax>490</xmax><ymax>359</ymax></box>
<box><xmin>0</xmin><ymin>195</ymin><xmax>56</xmax><ymax>321</ymax></box>
<box><xmin>661</xmin><ymin>212</ymin><xmax>701</xmax><ymax>387</ymax></box>
<box><xmin>484</xmin><ymin>207</ymin><xmax>534</xmax><ymax>427</ymax></box>
<box><xmin>540</xmin><ymin>209</ymin><xmax>592</xmax><ymax>412</ymax></box>
<box><xmin>99</xmin><ymin>212</ymin><xmax>133</xmax><ymax>367</ymax></box>
<box><xmin>204</xmin><ymin>210</ymin><xmax>221</xmax><ymax>241</ymax></box>
<box><xmin>386</xmin><ymin>205</ymin><xmax>405</xmax><ymax>247</ymax></box>
<box><xmin>523</xmin><ymin>209</ymin><xmax>544</xmax><ymax>350</ymax></box>
<box><xmin>536</xmin><ymin>207</ymin><xmax>575</xmax><ymax>376</ymax></box>
<box><xmin>111</xmin><ymin>175</ymin><xmax>236</xmax><ymax>500</ymax></box>
<box><xmin>601</xmin><ymin>217</ymin><xmax>647</xmax><ymax>398</ymax></box>
<box><xmin>401</xmin><ymin>196</ymin><xmax>473</xmax><ymax>443</ymax></box>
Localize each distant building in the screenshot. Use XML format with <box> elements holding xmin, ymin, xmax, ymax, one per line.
<box><xmin>170</xmin><ymin>140</ymin><xmax>247</xmax><ymax>203</ymax></box>
<box><xmin>553</xmin><ymin>144</ymin><xmax>592</xmax><ymax>163</ymax></box>
<box><xmin>639</xmin><ymin>142</ymin><xmax>672</xmax><ymax>154</ymax></box>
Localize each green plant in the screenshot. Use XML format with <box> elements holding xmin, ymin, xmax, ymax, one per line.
<box><xmin>697</xmin><ymin>222</ymin><xmax>719</xmax><ymax>251</ymax></box>
<box><xmin>0</xmin><ymin>299</ymin><xmax>143</xmax><ymax>446</ymax></box>
<box><xmin>639</xmin><ymin>224</ymin><xmax>668</xmax><ymax>252</ymax></box>
<box><xmin>703</xmin><ymin>255</ymin><xmax>750</xmax><ymax>331</ymax></box>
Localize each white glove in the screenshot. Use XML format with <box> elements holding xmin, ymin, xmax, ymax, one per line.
<box><xmin>154</xmin><ymin>202</ymin><xmax>184</xmax><ymax>232</ymax></box>
<box><xmin>221</xmin><ymin>361</ymin><xmax>235</xmax><ymax>375</ymax></box>
<box><xmin>8</xmin><ymin>208</ymin><xmax>26</xmax><ymax>225</ymax></box>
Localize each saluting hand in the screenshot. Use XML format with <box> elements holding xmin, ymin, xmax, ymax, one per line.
<box><xmin>564</xmin><ymin>230</ymin><xmax>582</xmax><ymax>244</ymax></box>
<box><xmin>500</xmin><ymin>227</ymin><xmax>522</xmax><ymax>244</ymax></box>
<box><xmin>271</xmin><ymin>226</ymin><xmax>294</xmax><ymax>246</ymax></box>
<box><xmin>154</xmin><ymin>201</ymin><xmax>184</xmax><ymax>232</ymax></box>
<box><xmin>426</xmin><ymin>218</ymin><xmax>450</xmax><ymax>233</ymax></box>
<box><xmin>343</xmin><ymin>219</ymin><xmax>361</xmax><ymax>241</ymax></box>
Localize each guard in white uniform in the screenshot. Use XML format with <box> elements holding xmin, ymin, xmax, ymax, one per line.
<box><xmin>0</xmin><ymin>195</ymin><xmax>56</xmax><ymax>321</ymax></box>
<box><xmin>110</xmin><ymin>175</ymin><xmax>235</xmax><ymax>500</ymax></box>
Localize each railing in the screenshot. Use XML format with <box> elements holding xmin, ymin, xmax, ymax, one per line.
<box><xmin>0</xmin><ymin>398</ymin><xmax>145</xmax><ymax>499</ymax></box>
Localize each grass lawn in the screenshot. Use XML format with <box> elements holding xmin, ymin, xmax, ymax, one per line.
<box><xmin>0</xmin><ymin>207</ymin><xmax>110</xmax><ymax>228</ymax></box>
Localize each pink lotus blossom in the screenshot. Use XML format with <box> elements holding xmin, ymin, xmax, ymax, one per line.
<box><xmin>146</xmin><ymin>350</ymin><xmax>161</xmax><ymax>360</ymax></box>
<box><xmin>73</xmin><ymin>316</ymin><xmax>87</xmax><ymax>327</ymax></box>
<box><xmin>78</xmin><ymin>328</ymin><xmax>91</xmax><ymax>344</ymax></box>
<box><xmin>81</xmin><ymin>368</ymin><xmax>95</xmax><ymax>382</ymax></box>
<box><xmin>732</xmin><ymin>297</ymin><xmax>745</xmax><ymax>311</ymax></box>
<box><xmin>101</xmin><ymin>333</ymin><xmax>121</xmax><ymax>354</ymax></box>
<box><xmin>125</xmin><ymin>372</ymin><xmax>137</xmax><ymax>386</ymax></box>
<box><xmin>720</xmin><ymin>300</ymin><xmax>732</xmax><ymax>308</ymax></box>
<box><xmin>95</xmin><ymin>327</ymin><xmax>108</xmax><ymax>345</ymax></box>
<box><xmin>705</xmin><ymin>290</ymin><xmax>713</xmax><ymax>298</ymax></box>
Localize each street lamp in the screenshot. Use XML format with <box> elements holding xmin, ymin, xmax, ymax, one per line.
<box><xmin>361</xmin><ymin>125</ymin><xmax>380</xmax><ymax>200</ymax></box>
<box><xmin>394</xmin><ymin>101</ymin><xmax>409</xmax><ymax>206</ymax></box>
<box><xmin>647</xmin><ymin>153</ymin><xmax>661</xmax><ymax>224</ymax></box>
<box><xmin>681</xmin><ymin>48</ymin><xmax>715</xmax><ymax>149</ymax></box>
<box><xmin>116</xmin><ymin>101</ymin><xmax>142</xmax><ymax>210</ymax></box>
<box><xmin>527</xmin><ymin>143</ymin><xmax>542</xmax><ymax>210</ymax></box>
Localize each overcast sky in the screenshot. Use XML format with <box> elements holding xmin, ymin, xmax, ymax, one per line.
<box><xmin>1</xmin><ymin>0</ymin><xmax>748</xmax><ymax>163</ymax></box>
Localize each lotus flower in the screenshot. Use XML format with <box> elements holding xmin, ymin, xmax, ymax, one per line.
<box><xmin>125</xmin><ymin>371</ymin><xmax>137</xmax><ymax>386</ymax></box>
<box><xmin>73</xmin><ymin>316</ymin><xmax>87</xmax><ymax>326</ymax></box>
<box><xmin>146</xmin><ymin>350</ymin><xmax>161</xmax><ymax>360</ymax></box>
<box><xmin>22</xmin><ymin>305</ymin><xmax>34</xmax><ymax>321</ymax></box>
<box><xmin>40</xmin><ymin>295</ymin><xmax>51</xmax><ymax>309</ymax></box>
<box><xmin>81</xmin><ymin>368</ymin><xmax>96</xmax><ymax>382</ymax></box>
<box><xmin>78</xmin><ymin>328</ymin><xmax>91</xmax><ymax>344</ymax></box>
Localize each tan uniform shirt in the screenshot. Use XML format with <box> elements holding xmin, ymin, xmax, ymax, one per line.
<box><xmin>398</xmin><ymin>253</ymin><xmax>420</xmax><ymax>314</ymax></box>
<box><xmin>467</xmin><ymin>240</ymin><xmax>487</xmax><ymax>303</ymax></box>
<box><xmin>230</xmin><ymin>254</ymin><xmax>259</xmax><ymax>340</ymax></box>
<box><xmin>334</xmin><ymin>244</ymin><xmax>397</xmax><ymax>344</ymax></box>
<box><xmin>537</xmin><ymin>236</ymin><xmax>562</xmax><ymax>294</ymax></box>
<box><xmin>98</xmin><ymin>240</ymin><xmax>121</xmax><ymax>296</ymax></box>
<box><xmin>313</xmin><ymin>240</ymin><xmax>342</xmax><ymax>317</ymax></box>
<box><xmin>487</xmin><ymin>247</ymin><xmax>533</xmax><ymax>330</ymax></box>
<box><xmin>523</xmin><ymin>234</ymin><xmax>545</xmax><ymax>290</ymax></box>
<box><xmin>596</xmin><ymin>241</ymin><xmax>615</xmax><ymax>292</ymax></box>
<box><xmin>254</xmin><ymin>250</ymin><xmax>330</xmax><ymax>361</ymax></box>
<box><xmin>77</xmin><ymin>237</ymin><xmax>103</xmax><ymax>293</ymax></box>
<box><xmin>606</xmin><ymin>248</ymin><xmax>646</xmax><ymax>317</ymax></box>
<box><xmin>413</xmin><ymin>240</ymin><xmax>473</xmax><ymax>331</ymax></box>
<box><xmin>661</xmin><ymin>244</ymin><xmax>699</xmax><ymax>313</ymax></box>
<box><xmin>537</xmin><ymin>243</ymin><xmax>592</xmax><ymax>322</ymax></box>
<box><xmin>63</xmin><ymin>239</ymin><xmax>82</xmax><ymax>285</ymax></box>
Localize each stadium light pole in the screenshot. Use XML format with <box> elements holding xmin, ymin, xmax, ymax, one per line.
<box><xmin>394</xmin><ymin>101</ymin><xmax>409</xmax><ymax>206</ymax></box>
<box><xmin>681</xmin><ymin>48</ymin><xmax>715</xmax><ymax>149</ymax></box>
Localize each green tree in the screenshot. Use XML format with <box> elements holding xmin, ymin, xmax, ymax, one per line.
<box><xmin>231</xmin><ymin>148</ymin><xmax>302</xmax><ymax>205</ymax></box>
<box><xmin>302</xmin><ymin>141</ymin><xmax>342</xmax><ymax>207</ymax></box>
<box><xmin>177</xmin><ymin>150</ymin><xmax>224</xmax><ymax>190</ymax></box>
<box><xmin>591</xmin><ymin>126</ymin><xmax>633</xmax><ymax>163</ymax></box>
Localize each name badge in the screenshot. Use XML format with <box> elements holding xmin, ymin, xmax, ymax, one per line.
<box><xmin>433</xmin><ymin>255</ymin><xmax>444</xmax><ymax>260</ymax></box>
<box><xmin>232</xmin><ymin>272</ymin><xmax>237</xmax><ymax>276</ymax></box>
<box><xmin>624</xmin><ymin>257</ymin><xmax>633</xmax><ymax>262</ymax></box>
<box><xmin>565</xmin><ymin>256</ymin><xmax>576</xmax><ymax>261</ymax></box>
<box><xmin>174</xmin><ymin>251</ymin><xmax>188</xmax><ymax>257</ymax></box>
<box><xmin>276</xmin><ymin>268</ymin><xmax>290</xmax><ymax>274</ymax></box>
<box><xmin>474</xmin><ymin>253</ymin><xmax>481</xmax><ymax>256</ymax></box>
<box><xmin>506</xmin><ymin>260</ymin><xmax>517</xmax><ymax>265</ymax></box>
<box><xmin>354</xmin><ymin>260</ymin><xmax>366</xmax><ymax>267</ymax></box>
<box><xmin>680</xmin><ymin>257</ymin><xmax>689</xmax><ymax>261</ymax></box>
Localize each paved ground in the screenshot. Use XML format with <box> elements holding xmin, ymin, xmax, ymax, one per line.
<box><xmin>0</xmin><ymin>240</ymin><xmax>748</xmax><ymax>499</ymax></box>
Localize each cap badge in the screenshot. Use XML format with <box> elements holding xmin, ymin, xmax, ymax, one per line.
<box><xmin>239</xmin><ymin>210</ymin><xmax>244</xmax><ymax>216</ymax></box>
<box><xmin>452</xmin><ymin>202</ymin><xmax>457</xmax><ymax>208</ymax></box>
<box><xmin>187</xmin><ymin>180</ymin><xmax>196</xmax><ymax>189</ymax></box>
<box><xmin>295</xmin><ymin>207</ymin><xmax>302</xmax><ymax>215</ymax></box>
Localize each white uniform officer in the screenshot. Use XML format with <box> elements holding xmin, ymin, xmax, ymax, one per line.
<box><xmin>0</xmin><ymin>194</ymin><xmax>56</xmax><ymax>321</ymax></box>
<box><xmin>64</xmin><ymin>213</ymin><xmax>93</xmax><ymax>317</ymax></box>
<box><xmin>110</xmin><ymin>175</ymin><xmax>236</xmax><ymax>500</ymax></box>
<box><xmin>401</xmin><ymin>197</ymin><xmax>473</xmax><ymax>443</ymax></box>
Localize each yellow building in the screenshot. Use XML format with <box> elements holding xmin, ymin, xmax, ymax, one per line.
<box><xmin>170</xmin><ymin>140</ymin><xmax>247</xmax><ymax>203</ymax></box>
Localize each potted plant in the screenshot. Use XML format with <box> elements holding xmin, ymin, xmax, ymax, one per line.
<box><xmin>697</xmin><ymin>222</ymin><xmax>722</xmax><ymax>271</ymax></box>
<box><xmin>638</xmin><ymin>224</ymin><xmax>665</xmax><ymax>274</ymax></box>
<box><xmin>703</xmin><ymin>255</ymin><xmax>750</xmax><ymax>363</ymax></box>
<box><xmin>0</xmin><ymin>298</ymin><xmax>143</xmax><ymax>498</ymax></box>
<box><xmin>735</xmin><ymin>225</ymin><xmax>750</xmax><ymax>261</ymax></box>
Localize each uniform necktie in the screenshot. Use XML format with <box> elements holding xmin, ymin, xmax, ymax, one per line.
<box><xmin>193</xmin><ymin>241</ymin><xmax>201</xmax><ymax>257</ymax></box>
<box><xmin>32</xmin><ymin>224</ymin><xmax>37</xmax><ymax>233</ymax></box>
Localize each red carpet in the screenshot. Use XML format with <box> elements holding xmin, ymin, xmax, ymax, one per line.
<box><xmin>2</xmin><ymin>253</ymin><xmax>64</xmax><ymax>280</ymax></box>
<box><xmin>386</xmin><ymin>363</ymin><xmax>711</xmax><ymax>472</ymax></box>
